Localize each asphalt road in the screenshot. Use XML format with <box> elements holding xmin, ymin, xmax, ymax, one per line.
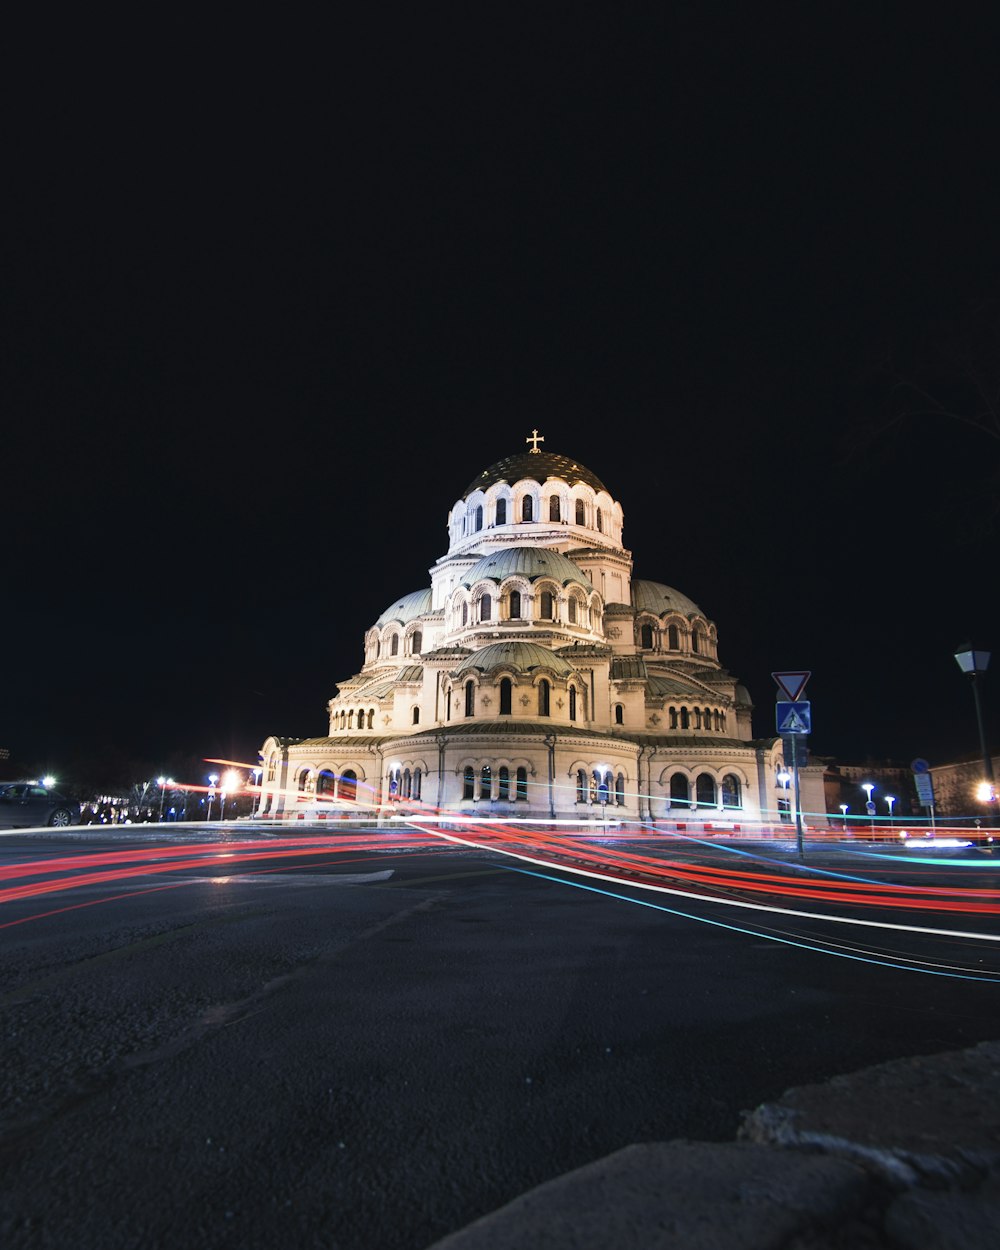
<box><xmin>1</xmin><ymin>828</ymin><xmax>998</xmax><ymax>1249</ymax></box>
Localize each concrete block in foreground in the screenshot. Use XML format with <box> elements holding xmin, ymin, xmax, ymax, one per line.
<box><xmin>426</xmin><ymin>1140</ymin><xmax>868</xmax><ymax>1250</ymax></box>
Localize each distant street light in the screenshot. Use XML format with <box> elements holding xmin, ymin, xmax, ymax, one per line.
<box><xmin>250</xmin><ymin>767</ymin><xmax>262</xmax><ymax>818</ymax></box>
<box><xmin>839</xmin><ymin>802</ymin><xmax>849</xmax><ymax>831</ymax></box>
<box><xmin>207</xmin><ymin>773</ymin><xmax>219</xmax><ymax>821</ymax></box>
<box><xmin>158</xmin><ymin>776</ymin><xmax>174</xmax><ymax>821</ymax></box>
<box><xmin>954</xmin><ymin>644</ymin><xmax>997</xmax><ymax>823</ymax></box>
<box><xmin>220</xmin><ymin>769</ymin><xmax>242</xmax><ymax>822</ymax></box>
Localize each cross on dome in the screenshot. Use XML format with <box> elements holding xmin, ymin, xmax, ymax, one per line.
<box><xmin>526</xmin><ymin>429</ymin><xmax>544</xmax><ymax>454</ymax></box>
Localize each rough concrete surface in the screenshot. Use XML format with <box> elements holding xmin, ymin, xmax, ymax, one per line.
<box><xmin>429</xmin><ymin>1041</ymin><xmax>1000</xmax><ymax>1250</ymax></box>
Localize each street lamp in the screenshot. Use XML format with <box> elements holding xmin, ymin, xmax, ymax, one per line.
<box><xmin>954</xmin><ymin>644</ymin><xmax>997</xmax><ymax>821</ymax></box>
<box><xmin>839</xmin><ymin>802</ymin><xmax>849</xmax><ymax>832</ymax></box>
<box><xmin>207</xmin><ymin>773</ymin><xmax>219</xmax><ymax>821</ymax></box>
<box><xmin>157</xmin><ymin>776</ymin><xmax>174</xmax><ymax>821</ymax></box>
<box><xmin>220</xmin><ymin>769</ymin><xmax>242</xmax><ymax>822</ymax></box>
<box><xmin>861</xmin><ymin>782</ymin><xmax>875</xmax><ymax>836</ymax></box>
<box><xmin>249</xmin><ymin>767</ymin><xmax>262</xmax><ymax>818</ymax></box>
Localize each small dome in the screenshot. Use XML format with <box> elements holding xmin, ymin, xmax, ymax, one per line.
<box><xmin>455</xmin><ymin>641</ymin><xmax>579</xmax><ymax>677</ymax></box>
<box><xmin>631</xmin><ymin>579</ymin><xmax>704</xmax><ymax>618</ymax></box>
<box><xmin>464</xmin><ymin>451</ymin><xmax>608</xmax><ymax>498</ymax></box>
<box><xmin>375</xmin><ymin>588</ymin><xmax>433</xmax><ymax>626</ymax></box>
<box><xmin>463</xmin><ymin>546</ymin><xmax>593</xmax><ymax>590</ymax></box>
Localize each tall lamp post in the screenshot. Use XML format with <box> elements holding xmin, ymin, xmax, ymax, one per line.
<box><xmin>207</xmin><ymin>773</ymin><xmax>219</xmax><ymax>821</ymax></box>
<box><xmin>839</xmin><ymin>802</ymin><xmax>849</xmax><ymax>832</ymax></box>
<box><xmin>885</xmin><ymin>794</ymin><xmax>895</xmax><ymax>834</ymax></box>
<box><xmin>954</xmin><ymin>645</ymin><xmax>997</xmax><ymax>823</ymax></box>
<box><xmin>861</xmin><ymin>782</ymin><xmax>875</xmax><ymax>837</ymax></box>
<box><xmin>157</xmin><ymin>776</ymin><xmax>174</xmax><ymax>821</ymax></box>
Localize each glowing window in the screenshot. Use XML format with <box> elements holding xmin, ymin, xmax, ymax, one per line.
<box><xmin>575</xmin><ymin>499</ymin><xmax>585</xmax><ymax>525</ymax></box>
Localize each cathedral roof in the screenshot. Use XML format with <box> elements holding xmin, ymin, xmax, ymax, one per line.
<box><xmin>631</xmin><ymin>579</ymin><xmax>705</xmax><ymax>618</ymax></box>
<box><xmin>463</xmin><ymin>546</ymin><xmax>593</xmax><ymax>589</ymax></box>
<box><xmin>454</xmin><ymin>641</ymin><xmax>579</xmax><ymax>677</ymax></box>
<box><xmin>375</xmin><ymin>588</ymin><xmax>433</xmax><ymax>626</ymax></box>
<box><xmin>463</xmin><ymin>451</ymin><xmax>608</xmax><ymax>497</ymax></box>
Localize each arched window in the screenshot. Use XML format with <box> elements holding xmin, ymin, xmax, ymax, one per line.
<box><xmin>375</xmin><ymin>639</ymin><xmax>381</xmax><ymax>658</ymax></box>
<box><xmin>576</xmin><ymin>769</ymin><xmax>588</xmax><ymax>803</ymax></box>
<box><xmin>475</xmin><ymin>505</ymin><xmax>483</xmax><ymax>531</ymax></box>
<box><xmin>516</xmin><ymin>767</ymin><xmax>528</xmax><ymax>800</ymax></box>
<box><xmin>669</xmin><ymin>706</ymin><xmax>677</xmax><ymax>729</ymax></box>
<box><xmin>348</xmin><ymin>709</ymin><xmax>354</xmax><ymax>728</ymax></box>
<box><xmin>297</xmin><ymin>770</ymin><xmax>310</xmax><ymax>793</ymax></box>
<box><xmin>540</xmin><ymin>591</ymin><xmax>554</xmax><ymax>619</ymax></box>
<box><xmin>367</xmin><ymin>709</ymin><xmax>374</xmax><ymax>729</ymax></box>
<box><xmin>569</xmin><ymin>686</ymin><xmax>577</xmax><ymax>720</ymax></box>
<box><xmin>640</xmin><ymin>623</ymin><xmax>653</xmax><ymax>649</ymax></box>
<box><xmin>694</xmin><ymin>708</ymin><xmax>702</xmax><ymax>729</ymax></box>
<box><xmin>500</xmin><ymin>677</ymin><xmax>512</xmax><ymax>715</ymax></box>
<box><xmin>567</xmin><ymin>597</ymin><xmax>577</xmax><ymax>624</ymax></box>
<box><xmin>722</xmin><ymin>774</ymin><xmax>742</xmax><ymax>808</ymax></box>
<box><xmin>522</xmin><ymin>496</ymin><xmax>533</xmax><ymax>522</ymax></box>
<box><xmin>704</xmin><ymin>707</ymin><xmax>712</xmax><ymax>730</ymax></box>
<box><xmin>412</xmin><ymin>706</ymin><xmax>420</xmax><ymax>725</ymax></box>
<box><xmin>411</xmin><ymin>631</ymin><xmax>422</xmax><ymax>655</ymax></box>
<box><xmin>575</xmin><ymin>499</ymin><xmax>585</xmax><ymax>525</ymax></box>
<box><xmin>465</xmin><ymin>680</ymin><xmax>475</xmax><ymax>717</ymax></box>
<box><xmin>462</xmin><ymin>602</ymin><xmax>468</xmax><ymax>627</ymax></box>
<box><xmin>498</xmin><ymin>766</ymin><xmax>510</xmax><ymax>800</ymax></box>
<box><xmin>668</xmin><ymin>624</ymin><xmax>679</xmax><ymax>650</ymax></box>
<box><xmin>402</xmin><ymin>768</ymin><xmax>412</xmax><ymax>799</ymax></box>
<box><xmin>413</xmin><ymin>768</ymin><xmax>422</xmax><ymax>800</ymax></box>
<box><xmin>509</xmin><ymin>589</ymin><xmax>521</xmax><ymax>619</ymax></box>
<box><xmin>390</xmin><ymin>635</ymin><xmax>399</xmax><ymax>656</ymax></box>
<box><xmin>616</xmin><ymin>773</ymin><xmax>625</xmax><ymax>806</ymax></box>
<box><xmin>549</xmin><ymin>496</ymin><xmax>560</xmax><ymax>521</ymax></box>
<box><xmin>480</xmin><ymin>596</ymin><xmax>492</xmax><ymax>622</ymax></box>
<box><xmin>670</xmin><ymin>773</ymin><xmax>690</xmax><ymax>803</ymax></box>
<box><xmin>596</xmin><ymin>507</ymin><xmax>603</xmax><ymax>532</ymax></box>
<box><xmin>480</xmin><ymin>764</ymin><xmax>491</xmax><ymax>798</ymax></box>
<box><xmin>496</xmin><ymin>498</ymin><xmax>507</xmax><ymax>525</ymax></box>
<box><xmin>340</xmin><ymin>711</ymin><xmax>346</xmax><ymax>729</ymax></box>
<box><xmin>463</xmin><ymin>766</ymin><xmax>475</xmax><ymax>800</ymax></box>
<box><xmin>341</xmin><ymin>769</ymin><xmax>357</xmax><ymax>801</ymax></box>
<box><xmin>446</xmin><ymin>688</ymin><xmax>451</xmax><ymax>721</ymax></box>
<box><xmin>696</xmin><ymin>774</ymin><xmax>717</xmax><ymax>807</ymax></box>
<box><xmin>538</xmin><ymin>679</ymin><xmax>550</xmax><ymax>717</ymax></box>
<box><xmin>691</xmin><ymin>631</ymin><xmax>700</xmax><ymax>654</ymax></box>
<box><xmin>680</xmin><ymin>707</ymin><xmax>690</xmax><ymax>729</ymax></box>
<box><xmin>615</xmin><ymin>703</ymin><xmax>624</xmax><ymax>725</ymax></box>
<box><xmin>317</xmin><ymin>769</ymin><xmax>336</xmax><ymax>796</ymax></box>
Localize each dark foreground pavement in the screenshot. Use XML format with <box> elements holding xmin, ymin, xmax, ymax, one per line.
<box><xmin>1</xmin><ymin>837</ymin><xmax>998</xmax><ymax>1248</ymax></box>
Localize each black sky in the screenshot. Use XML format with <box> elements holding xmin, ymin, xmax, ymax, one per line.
<box><xmin>5</xmin><ymin>9</ymin><xmax>1000</xmax><ymax>784</ymax></box>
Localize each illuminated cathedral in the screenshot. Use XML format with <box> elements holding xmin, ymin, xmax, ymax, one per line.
<box><xmin>259</xmin><ymin>434</ymin><xmax>821</xmax><ymax>825</ymax></box>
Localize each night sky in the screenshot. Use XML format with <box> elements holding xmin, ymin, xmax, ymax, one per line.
<box><xmin>5</xmin><ymin>10</ymin><xmax>999</xmax><ymax>786</ymax></box>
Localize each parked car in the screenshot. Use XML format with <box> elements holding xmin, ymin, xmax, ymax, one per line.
<box><xmin>0</xmin><ymin>782</ymin><xmax>80</xmax><ymax>829</ymax></box>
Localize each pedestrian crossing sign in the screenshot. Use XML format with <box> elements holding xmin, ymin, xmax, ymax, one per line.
<box><xmin>776</xmin><ymin>701</ymin><xmax>811</xmax><ymax>734</ymax></box>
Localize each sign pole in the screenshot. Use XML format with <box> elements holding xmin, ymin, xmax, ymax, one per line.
<box><xmin>793</xmin><ymin>736</ymin><xmax>804</xmax><ymax>859</ymax></box>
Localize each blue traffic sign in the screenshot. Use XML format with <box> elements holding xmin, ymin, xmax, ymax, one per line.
<box><xmin>776</xmin><ymin>701</ymin><xmax>811</xmax><ymax>734</ymax></box>
<box><xmin>911</xmin><ymin>758</ymin><xmax>930</xmax><ymax>774</ymax></box>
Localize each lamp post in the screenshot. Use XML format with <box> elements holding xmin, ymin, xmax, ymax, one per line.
<box><xmin>220</xmin><ymin>769</ymin><xmax>242</xmax><ymax>823</ymax></box>
<box><xmin>839</xmin><ymin>802</ymin><xmax>849</xmax><ymax>832</ymax></box>
<box><xmin>861</xmin><ymin>783</ymin><xmax>875</xmax><ymax>837</ymax></box>
<box><xmin>157</xmin><ymin>776</ymin><xmax>173</xmax><ymax>821</ymax></box>
<box><xmin>954</xmin><ymin>645</ymin><xmax>997</xmax><ymax>823</ymax></box>
<box><xmin>249</xmin><ymin>767</ymin><xmax>261</xmax><ymax>819</ymax></box>
<box><xmin>207</xmin><ymin>773</ymin><xmax>219</xmax><ymax>821</ymax></box>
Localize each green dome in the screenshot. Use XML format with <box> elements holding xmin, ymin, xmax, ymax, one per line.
<box><xmin>631</xmin><ymin>579</ymin><xmax>704</xmax><ymax>618</ymax></box>
<box><xmin>455</xmin><ymin>642</ymin><xmax>578</xmax><ymax>677</ymax></box>
<box><xmin>464</xmin><ymin>451</ymin><xmax>609</xmax><ymax>497</ymax></box>
<box><xmin>375</xmin><ymin>588</ymin><xmax>433</xmax><ymax>626</ymax></box>
<box><xmin>463</xmin><ymin>546</ymin><xmax>593</xmax><ymax>590</ymax></box>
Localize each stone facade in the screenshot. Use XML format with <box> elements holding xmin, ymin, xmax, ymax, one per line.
<box><xmin>259</xmin><ymin>439</ymin><xmax>827</xmax><ymax>826</ymax></box>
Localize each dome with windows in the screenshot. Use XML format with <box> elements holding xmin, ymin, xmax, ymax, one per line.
<box><xmin>463</xmin><ymin>451</ymin><xmax>608</xmax><ymax>498</ymax></box>
<box><xmin>630</xmin><ymin>579</ymin><xmax>703</xmax><ymax>619</ymax></box>
<box><xmin>375</xmin><ymin>588</ymin><xmax>433</xmax><ymax>626</ymax></box>
<box><xmin>454</xmin><ymin>641</ymin><xmax>579</xmax><ymax>678</ymax></box>
<box><xmin>463</xmin><ymin>547</ymin><xmax>593</xmax><ymax>590</ymax></box>
<box><xmin>259</xmin><ymin>434</ymin><xmax>826</xmax><ymax>830</ymax></box>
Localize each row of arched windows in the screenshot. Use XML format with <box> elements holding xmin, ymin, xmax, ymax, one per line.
<box><xmin>669</xmin><ymin>706</ymin><xmax>726</xmax><ymax>732</ymax></box>
<box><xmin>387</xmin><ymin>766</ymin><xmax>422</xmax><ymax>800</ymax></box>
<box><xmin>456</xmin><ymin>590</ymin><xmax>589</xmax><ymax>627</ymax></box>
<box><xmin>312</xmin><ymin>769</ymin><xmax>359</xmax><ymax>801</ymax></box>
<box><xmin>462</xmin><ymin>764</ymin><xmax>530</xmax><ymax>801</ymax></box>
<box><xmin>575</xmin><ymin>769</ymin><xmax>626</xmax><ymax>806</ymax></box>
<box><xmin>448</xmin><ymin>677</ymin><xmax>582</xmax><ymax>720</ymax></box>
<box><xmin>638</xmin><ymin>622</ymin><xmax>712</xmax><ymax>654</ymax></box>
<box><xmin>669</xmin><ymin>773</ymin><xmax>742</xmax><ymax>808</ymax></box>
<box><xmin>462</xmin><ymin>496</ymin><xmax>609</xmax><ymax>534</ymax></box>
<box><xmin>372</xmin><ymin>629</ymin><xmax>422</xmax><ymax>659</ymax></box>
<box><xmin>333</xmin><ymin>708</ymin><xmax>377</xmax><ymax>730</ymax></box>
